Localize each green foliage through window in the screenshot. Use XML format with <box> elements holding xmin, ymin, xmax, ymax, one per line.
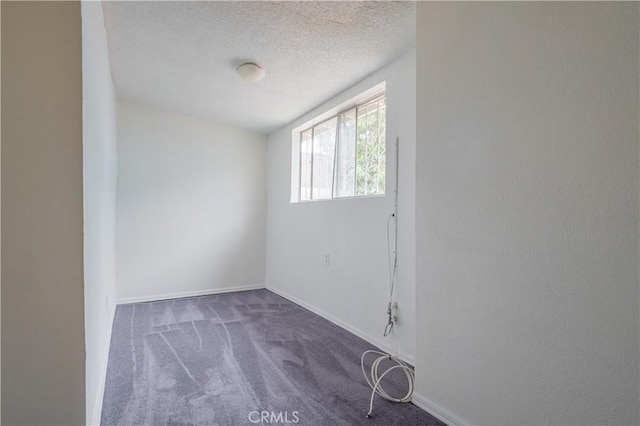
<box><xmin>299</xmin><ymin>93</ymin><xmax>386</xmax><ymax>201</ymax></box>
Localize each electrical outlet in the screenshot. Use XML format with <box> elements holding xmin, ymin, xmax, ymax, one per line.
<box><xmin>324</xmin><ymin>253</ymin><xmax>330</xmax><ymax>266</ymax></box>
<box><xmin>391</xmin><ymin>302</ymin><xmax>398</xmax><ymax>322</ymax></box>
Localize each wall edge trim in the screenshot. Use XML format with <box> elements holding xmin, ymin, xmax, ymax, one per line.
<box><xmin>266</xmin><ymin>285</ymin><xmax>415</xmax><ymax>365</ymax></box>
<box><xmin>116</xmin><ymin>284</ymin><xmax>266</xmax><ymax>305</ymax></box>
<box><xmin>411</xmin><ymin>392</ymin><xmax>468</xmax><ymax>426</ymax></box>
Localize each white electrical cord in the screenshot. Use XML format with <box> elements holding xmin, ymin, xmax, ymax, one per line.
<box><xmin>384</xmin><ymin>213</ymin><xmax>398</xmax><ymax>337</ymax></box>
<box><xmin>361</xmin><ymin>350</ymin><xmax>415</xmax><ymax>418</ymax></box>
<box><xmin>360</xmin><ymin>138</ymin><xmax>415</xmax><ymax>418</ymax></box>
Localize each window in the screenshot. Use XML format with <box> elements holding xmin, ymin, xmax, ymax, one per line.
<box><xmin>294</xmin><ymin>91</ymin><xmax>386</xmax><ymax>202</ymax></box>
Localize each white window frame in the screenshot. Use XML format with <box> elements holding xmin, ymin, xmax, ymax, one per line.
<box><xmin>291</xmin><ymin>82</ymin><xmax>387</xmax><ymax>203</ymax></box>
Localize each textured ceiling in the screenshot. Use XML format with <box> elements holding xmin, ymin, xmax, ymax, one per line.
<box><xmin>102</xmin><ymin>1</ymin><xmax>416</xmax><ymax>134</ymax></box>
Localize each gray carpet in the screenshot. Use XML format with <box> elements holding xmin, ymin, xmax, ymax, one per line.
<box><xmin>101</xmin><ymin>289</ymin><xmax>445</xmax><ymax>425</ymax></box>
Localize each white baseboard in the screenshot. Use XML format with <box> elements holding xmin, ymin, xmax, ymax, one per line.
<box><xmin>89</xmin><ymin>302</ymin><xmax>117</xmax><ymax>426</ymax></box>
<box><xmin>116</xmin><ymin>284</ymin><xmax>266</xmax><ymax>305</ymax></box>
<box><xmin>411</xmin><ymin>392</ymin><xmax>467</xmax><ymax>426</ymax></box>
<box><xmin>266</xmin><ymin>285</ymin><xmax>415</xmax><ymax>366</ymax></box>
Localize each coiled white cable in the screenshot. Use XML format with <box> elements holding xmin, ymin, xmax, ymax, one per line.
<box><xmin>361</xmin><ymin>350</ymin><xmax>415</xmax><ymax>418</ymax></box>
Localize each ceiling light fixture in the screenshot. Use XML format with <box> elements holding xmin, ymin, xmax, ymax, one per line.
<box><xmin>237</xmin><ymin>62</ymin><xmax>265</xmax><ymax>82</ymax></box>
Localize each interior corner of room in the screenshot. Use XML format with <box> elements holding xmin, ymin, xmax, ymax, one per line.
<box><xmin>1</xmin><ymin>1</ymin><xmax>639</xmax><ymax>426</ymax></box>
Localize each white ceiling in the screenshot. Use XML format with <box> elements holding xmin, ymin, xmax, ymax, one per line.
<box><xmin>102</xmin><ymin>1</ymin><xmax>416</xmax><ymax>134</ymax></box>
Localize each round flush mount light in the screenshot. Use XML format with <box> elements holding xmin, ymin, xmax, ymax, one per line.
<box><xmin>237</xmin><ymin>62</ymin><xmax>265</xmax><ymax>82</ymax></box>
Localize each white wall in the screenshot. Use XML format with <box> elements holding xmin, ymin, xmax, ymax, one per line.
<box><xmin>1</xmin><ymin>2</ymin><xmax>85</xmax><ymax>424</ymax></box>
<box><xmin>117</xmin><ymin>101</ymin><xmax>267</xmax><ymax>302</ymax></box>
<box><xmin>266</xmin><ymin>49</ymin><xmax>417</xmax><ymax>361</ymax></box>
<box><xmin>415</xmin><ymin>3</ymin><xmax>639</xmax><ymax>425</ymax></box>
<box><xmin>82</xmin><ymin>2</ymin><xmax>118</xmax><ymax>425</ymax></box>
<box><xmin>1</xmin><ymin>3</ymin><xmax>4</xmax><ymax>423</ymax></box>
<box><xmin>1</xmin><ymin>3</ymin><xmax>3</xmax><ymax>423</ymax></box>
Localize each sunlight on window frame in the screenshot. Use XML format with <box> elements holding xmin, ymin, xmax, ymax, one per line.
<box><xmin>291</xmin><ymin>82</ymin><xmax>387</xmax><ymax>203</ymax></box>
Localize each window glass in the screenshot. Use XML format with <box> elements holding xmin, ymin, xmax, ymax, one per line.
<box><xmin>295</xmin><ymin>91</ymin><xmax>385</xmax><ymax>202</ymax></box>
<box><xmin>311</xmin><ymin>117</ymin><xmax>337</xmax><ymax>200</ymax></box>
<box><xmin>299</xmin><ymin>129</ymin><xmax>313</xmax><ymax>201</ymax></box>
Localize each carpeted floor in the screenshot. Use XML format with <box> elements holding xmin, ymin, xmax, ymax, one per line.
<box><xmin>101</xmin><ymin>289</ymin><xmax>445</xmax><ymax>425</ymax></box>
